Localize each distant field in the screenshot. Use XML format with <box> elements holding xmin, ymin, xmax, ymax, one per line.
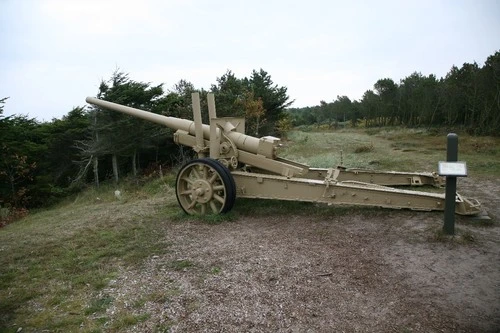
<box><xmin>280</xmin><ymin>127</ymin><xmax>500</xmax><ymax>177</ymax></box>
<box><xmin>1</xmin><ymin>128</ymin><xmax>499</xmax><ymax>332</ymax></box>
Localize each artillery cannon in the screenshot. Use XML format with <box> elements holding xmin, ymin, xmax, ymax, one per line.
<box><xmin>85</xmin><ymin>93</ymin><xmax>481</xmax><ymax>216</ymax></box>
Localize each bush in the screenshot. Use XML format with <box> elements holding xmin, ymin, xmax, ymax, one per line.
<box><xmin>354</xmin><ymin>143</ymin><xmax>374</xmax><ymax>153</ymax></box>
<box><xmin>0</xmin><ymin>207</ymin><xmax>29</xmax><ymax>227</ymax></box>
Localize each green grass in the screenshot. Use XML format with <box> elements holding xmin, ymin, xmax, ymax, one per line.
<box><xmin>85</xmin><ymin>296</ymin><xmax>114</xmax><ymax>315</ymax></box>
<box><xmin>0</xmin><ymin>180</ymin><xmax>177</xmax><ymax>332</ymax></box>
<box><xmin>170</xmin><ymin>259</ymin><xmax>195</xmax><ymax>271</ymax></box>
<box><xmin>109</xmin><ymin>312</ymin><xmax>151</xmax><ymax>331</ymax></box>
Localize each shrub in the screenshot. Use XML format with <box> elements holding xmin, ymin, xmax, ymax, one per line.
<box><xmin>354</xmin><ymin>143</ymin><xmax>374</xmax><ymax>153</ymax></box>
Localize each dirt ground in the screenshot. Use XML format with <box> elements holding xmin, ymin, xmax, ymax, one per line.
<box><xmin>102</xmin><ymin>178</ymin><xmax>500</xmax><ymax>332</ymax></box>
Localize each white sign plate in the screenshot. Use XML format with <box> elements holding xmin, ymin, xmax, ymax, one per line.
<box><xmin>438</xmin><ymin>161</ymin><xmax>468</xmax><ymax>177</ymax></box>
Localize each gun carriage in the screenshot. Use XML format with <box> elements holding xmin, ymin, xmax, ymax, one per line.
<box><xmin>86</xmin><ymin>93</ymin><xmax>481</xmax><ymax>216</ymax></box>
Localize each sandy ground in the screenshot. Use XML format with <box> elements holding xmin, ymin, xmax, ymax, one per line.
<box><xmin>102</xmin><ymin>178</ymin><xmax>500</xmax><ymax>332</ymax></box>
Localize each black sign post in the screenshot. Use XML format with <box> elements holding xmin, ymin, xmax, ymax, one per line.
<box><xmin>438</xmin><ymin>133</ymin><xmax>467</xmax><ymax>235</ymax></box>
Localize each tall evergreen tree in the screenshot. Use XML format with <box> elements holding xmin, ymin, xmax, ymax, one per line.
<box><xmin>211</xmin><ymin>69</ymin><xmax>292</xmax><ymax>136</ymax></box>
<box><xmin>85</xmin><ymin>71</ymin><xmax>169</xmax><ymax>183</ymax></box>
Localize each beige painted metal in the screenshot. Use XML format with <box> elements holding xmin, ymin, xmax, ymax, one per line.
<box><xmin>207</xmin><ymin>93</ymin><xmax>217</xmax><ymax>120</ymax></box>
<box><xmin>232</xmin><ymin>172</ymin><xmax>480</xmax><ymax>215</ymax></box>
<box><xmin>174</xmin><ymin>132</ymin><xmax>306</xmax><ymax>176</ymax></box>
<box><xmin>85</xmin><ymin>94</ymin><xmax>481</xmax><ymax>216</ymax></box>
<box><xmin>207</xmin><ymin>93</ymin><xmax>220</xmax><ymax>159</ymax></box>
<box><xmin>191</xmin><ymin>93</ymin><xmax>205</xmax><ymax>158</ymax></box>
<box><xmin>305</xmin><ymin>168</ymin><xmax>444</xmax><ymax>187</ymax></box>
<box><xmin>85</xmin><ymin>96</ymin><xmax>274</xmax><ymax>158</ymax></box>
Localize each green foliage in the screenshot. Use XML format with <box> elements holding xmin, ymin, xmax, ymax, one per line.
<box><xmin>276</xmin><ymin>113</ymin><xmax>293</xmax><ymax>139</ymax></box>
<box><xmin>0</xmin><ymin>104</ymin><xmax>90</xmax><ymax>210</ymax></box>
<box><xmin>90</xmin><ymin>71</ymin><xmax>171</xmax><ymax>181</ymax></box>
<box><xmin>210</xmin><ymin>70</ymin><xmax>246</xmax><ymax>117</ymax></box>
<box><xmin>0</xmin><ymin>67</ymin><xmax>306</xmax><ymax>211</ymax></box>
<box><xmin>288</xmin><ymin>50</ymin><xmax>500</xmax><ymax>136</ymax></box>
<box><xmin>287</xmin><ymin>95</ymin><xmax>362</xmax><ymax>129</ymax></box>
<box><xmin>245</xmin><ymin>69</ymin><xmax>293</xmax><ymax>135</ymax></box>
<box><xmin>0</xmin><ymin>113</ymin><xmax>43</xmax><ymax>209</ymax></box>
<box><xmin>0</xmin><ymin>97</ymin><xmax>8</xmax><ymax>115</ymax></box>
<box><xmin>42</xmin><ymin>107</ymin><xmax>90</xmax><ymax>188</ymax></box>
<box><xmin>211</xmin><ymin>69</ymin><xmax>292</xmax><ymax>136</ymax></box>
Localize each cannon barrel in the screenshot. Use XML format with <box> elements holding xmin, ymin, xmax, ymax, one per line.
<box><xmin>85</xmin><ymin>97</ymin><xmax>267</xmax><ymax>157</ymax></box>
<box><xmin>86</xmin><ymin>96</ymin><xmax>201</xmax><ymax>133</ymax></box>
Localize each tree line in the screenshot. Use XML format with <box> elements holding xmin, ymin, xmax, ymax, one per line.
<box><xmin>288</xmin><ymin>51</ymin><xmax>500</xmax><ymax>135</ymax></box>
<box><xmin>1</xmin><ymin>51</ymin><xmax>499</xmax><ymax>217</ymax></box>
<box><xmin>0</xmin><ymin>69</ymin><xmax>292</xmax><ymax>216</ymax></box>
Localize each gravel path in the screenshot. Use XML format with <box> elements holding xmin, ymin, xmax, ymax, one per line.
<box><xmin>102</xmin><ymin>179</ymin><xmax>500</xmax><ymax>332</ymax></box>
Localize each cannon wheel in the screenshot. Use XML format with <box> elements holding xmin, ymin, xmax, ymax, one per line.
<box><xmin>175</xmin><ymin>158</ymin><xmax>236</xmax><ymax>215</ymax></box>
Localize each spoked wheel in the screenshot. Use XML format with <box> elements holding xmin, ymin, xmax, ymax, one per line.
<box><xmin>175</xmin><ymin>158</ymin><xmax>236</xmax><ymax>215</ymax></box>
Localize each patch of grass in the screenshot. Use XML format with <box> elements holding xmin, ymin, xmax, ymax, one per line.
<box><xmin>144</xmin><ymin>290</ymin><xmax>172</xmax><ymax>304</ymax></box>
<box><xmin>171</xmin><ymin>259</ymin><xmax>194</xmax><ymax>271</ymax></box>
<box><xmin>196</xmin><ymin>212</ymin><xmax>237</xmax><ymax>224</ymax></box>
<box><xmin>354</xmin><ymin>143</ymin><xmax>374</xmax><ymax>153</ymax></box>
<box><xmin>141</xmin><ymin>174</ymin><xmax>176</xmax><ymax>195</ymax></box>
<box><xmin>85</xmin><ymin>296</ymin><xmax>114</xmax><ymax>315</ymax></box>
<box><xmin>110</xmin><ymin>312</ymin><xmax>150</xmax><ymax>331</ymax></box>
<box><xmin>154</xmin><ymin>323</ymin><xmax>173</xmax><ymax>333</ymax></box>
<box><xmin>0</xmin><ymin>181</ymin><xmax>174</xmax><ymax>332</ymax></box>
<box><xmin>430</xmin><ymin>227</ymin><xmax>477</xmax><ymax>244</ymax></box>
<box><xmin>210</xmin><ymin>266</ymin><xmax>222</xmax><ymax>274</ymax></box>
<box><xmin>365</xmin><ymin>128</ymin><xmax>382</xmax><ymax>136</ymax></box>
<box><xmin>168</xmin><ymin>210</ymin><xmax>237</xmax><ymax>224</ymax></box>
<box><xmin>460</xmin><ymin>230</ymin><xmax>476</xmax><ymax>243</ymax></box>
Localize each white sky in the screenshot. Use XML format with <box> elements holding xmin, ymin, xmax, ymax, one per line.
<box><xmin>1</xmin><ymin>0</ymin><xmax>499</xmax><ymax>121</ymax></box>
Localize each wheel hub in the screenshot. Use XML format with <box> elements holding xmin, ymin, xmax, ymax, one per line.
<box><xmin>191</xmin><ymin>180</ymin><xmax>213</xmax><ymax>203</ymax></box>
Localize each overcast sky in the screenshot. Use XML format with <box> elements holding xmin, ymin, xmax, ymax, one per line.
<box><xmin>1</xmin><ymin>0</ymin><xmax>499</xmax><ymax>121</ymax></box>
